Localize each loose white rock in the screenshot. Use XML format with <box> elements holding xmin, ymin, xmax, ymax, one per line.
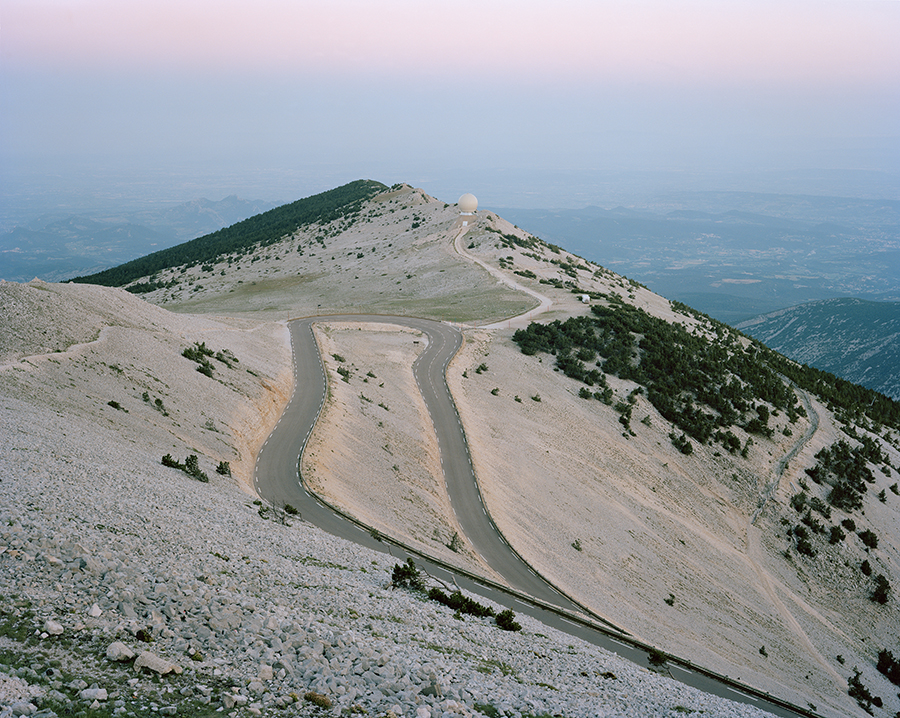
<box><xmin>133</xmin><ymin>651</ymin><xmax>182</xmax><ymax>675</ymax></box>
<box><xmin>106</xmin><ymin>641</ymin><xmax>135</xmax><ymax>662</ymax></box>
<box><xmin>80</xmin><ymin>687</ymin><xmax>108</xmax><ymax>701</ymax></box>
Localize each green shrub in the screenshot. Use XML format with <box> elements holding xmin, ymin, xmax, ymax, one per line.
<box><xmin>447</xmin><ymin>532</ymin><xmax>462</xmax><ymax>553</ymax></box>
<box><xmin>161</xmin><ymin>454</ymin><xmax>182</xmax><ymax>469</ymax></box>
<box><xmin>670</xmin><ymin>433</ymin><xmax>693</xmax><ymax>455</ymax></box>
<box><xmin>495</xmin><ymin>609</ymin><xmax>521</xmax><ymax>632</ymax></box>
<box><xmin>391</xmin><ymin>559</ymin><xmax>424</xmax><ymax>591</ymax></box>
<box><xmin>216</xmin><ymin>461</ymin><xmax>231</xmax><ymax>476</ymax></box>
<box><xmin>848</xmin><ymin>668</ymin><xmax>879</xmax><ymax>714</ymax></box>
<box><xmin>184</xmin><ymin>454</ymin><xmax>209</xmax><ymax>483</ymax></box>
<box><xmin>796</xmin><ymin>536</ymin><xmax>816</xmax><ymax>557</ymax></box>
<box><xmin>876</xmin><ymin>649</ymin><xmax>900</xmax><ymax>686</ymax></box>
<box><xmin>858</xmin><ymin>529</ymin><xmax>879</xmax><ymax>549</ymax></box>
<box><xmin>871</xmin><ymin>574</ymin><xmax>891</xmax><ymax>604</ymax></box>
<box><xmin>428</xmin><ymin>588</ymin><xmax>495</xmax><ymax>618</ymax></box>
<box><xmin>647</xmin><ymin>648</ymin><xmax>667</xmax><ymax>668</ymax></box>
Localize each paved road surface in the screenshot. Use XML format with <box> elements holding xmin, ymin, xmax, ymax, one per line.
<box><xmin>255</xmin><ymin>315</ymin><xmax>590</xmax><ymax>616</ymax></box>
<box><xmin>254</xmin><ymin>314</ymin><xmax>813</xmax><ymax>718</ymax></box>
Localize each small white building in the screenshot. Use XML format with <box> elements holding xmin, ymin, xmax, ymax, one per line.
<box><xmin>580</xmin><ymin>294</ymin><xmax>590</xmax><ymax>304</ymax></box>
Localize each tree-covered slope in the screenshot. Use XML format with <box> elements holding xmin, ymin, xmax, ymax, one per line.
<box><xmin>513</xmin><ymin>295</ymin><xmax>900</xmax><ymax>451</ymax></box>
<box><xmin>70</xmin><ymin>179</ymin><xmax>387</xmax><ymax>288</ymax></box>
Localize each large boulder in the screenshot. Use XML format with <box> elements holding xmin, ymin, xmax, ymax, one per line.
<box><xmin>133</xmin><ymin>651</ymin><xmax>182</xmax><ymax>675</ymax></box>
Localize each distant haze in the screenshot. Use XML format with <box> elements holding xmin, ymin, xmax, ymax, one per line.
<box><xmin>2</xmin><ymin>0</ymin><xmax>898</xmax><ymax>219</ymax></box>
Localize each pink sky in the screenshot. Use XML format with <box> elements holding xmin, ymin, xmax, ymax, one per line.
<box><xmin>4</xmin><ymin>0</ymin><xmax>899</xmax><ymax>88</ymax></box>
<box><xmin>2</xmin><ymin>0</ymin><xmax>898</xmax><ymax>208</ymax></box>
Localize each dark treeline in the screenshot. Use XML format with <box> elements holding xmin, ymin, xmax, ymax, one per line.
<box><xmin>70</xmin><ymin>179</ymin><xmax>387</xmax><ymax>288</ymax></box>
<box><xmin>513</xmin><ymin>294</ymin><xmax>899</xmax><ymax>453</ymax></box>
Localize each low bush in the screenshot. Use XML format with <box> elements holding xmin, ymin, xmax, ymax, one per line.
<box><xmin>161</xmin><ymin>453</ymin><xmax>208</xmax><ymax>482</ymax></box>
<box><xmin>304</xmin><ymin>691</ymin><xmax>332</xmax><ymax>709</ymax></box>
<box><xmin>670</xmin><ymin>433</ymin><xmax>693</xmax><ymax>455</ymax></box>
<box><xmin>871</xmin><ymin>574</ymin><xmax>891</xmax><ymax>604</ymax></box>
<box><xmin>447</xmin><ymin>532</ymin><xmax>462</xmax><ymax>553</ymax></box>
<box><xmin>428</xmin><ymin>588</ymin><xmax>495</xmax><ymax>618</ymax></box>
<box><xmin>848</xmin><ymin>668</ymin><xmax>879</xmax><ymax>714</ymax></box>
<box><xmin>495</xmin><ymin>609</ymin><xmax>521</xmax><ymax>632</ymax></box>
<box><xmin>858</xmin><ymin>529</ymin><xmax>879</xmax><ymax>550</ymax></box>
<box><xmin>161</xmin><ymin>454</ymin><xmax>182</xmax><ymax>469</ymax></box>
<box><xmin>391</xmin><ymin>559</ymin><xmax>424</xmax><ymax>591</ymax></box>
<box><xmin>876</xmin><ymin>649</ymin><xmax>900</xmax><ymax>686</ymax></box>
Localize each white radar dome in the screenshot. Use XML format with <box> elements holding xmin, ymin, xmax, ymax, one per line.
<box><xmin>458</xmin><ymin>193</ymin><xmax>478</xmax><ymax>214</ymax></box>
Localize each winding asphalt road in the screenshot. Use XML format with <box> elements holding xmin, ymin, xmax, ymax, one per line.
<box><xmin>254</xmin><ymin>314</ymin><xmax>588</xmax><ymax>615</ymax></box>
<box><xmin>254</xmin><ymin>314</ymin><xmax>813</xmax><ymax>718</ymax></box>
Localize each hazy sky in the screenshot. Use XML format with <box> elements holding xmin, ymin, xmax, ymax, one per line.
<box><xmin>2</xmin><ymin>0</ymin><xmax>899</xmax><ymax>210</ymax></box>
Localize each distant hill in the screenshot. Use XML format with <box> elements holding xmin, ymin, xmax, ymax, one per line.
<box><xmin>0</xmin><ymin>195</ymin><xmax>277</xmax><ymax>283</ymax></box>
<box><xmin>126</xmin><ymin>194</ymin><xmax>278</xmax><ymax>241</ymax></box>
<box><xmin>737</xmin><ymin>298</ymin><xmax>900</xmax><ymax>400</ymax></box>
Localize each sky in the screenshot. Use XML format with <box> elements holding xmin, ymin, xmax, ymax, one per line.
<box><xmin>2</xmin><ymin>0</ymin><xmax>899</xmax><ymax>213</ymax></box>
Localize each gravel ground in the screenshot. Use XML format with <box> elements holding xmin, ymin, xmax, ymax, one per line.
<box><xmin>0</xmin><ymin>281</ymin><xmax>779</xmax><ymax>717</ymax></box>
<box><xmin>0</xmin><ymin>395</ymin><xmax>775</xmax><ymax>718</ymax></box>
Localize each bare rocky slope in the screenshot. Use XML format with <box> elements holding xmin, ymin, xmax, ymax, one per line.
<box><xmin>2</xmin><ymin>184</ymin><xmax>899</xmax><ymax>718</ymax></box>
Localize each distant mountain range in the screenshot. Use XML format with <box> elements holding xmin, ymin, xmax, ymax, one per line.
<box><xmin>0</xmin><ymin>195</ymin><xmax>276</xmax><ymax>282</ymax></box>
<box><xmin>737</xmin><ymin>298</ymin><xmax>900</xmax><ymax>400</ymax></box>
